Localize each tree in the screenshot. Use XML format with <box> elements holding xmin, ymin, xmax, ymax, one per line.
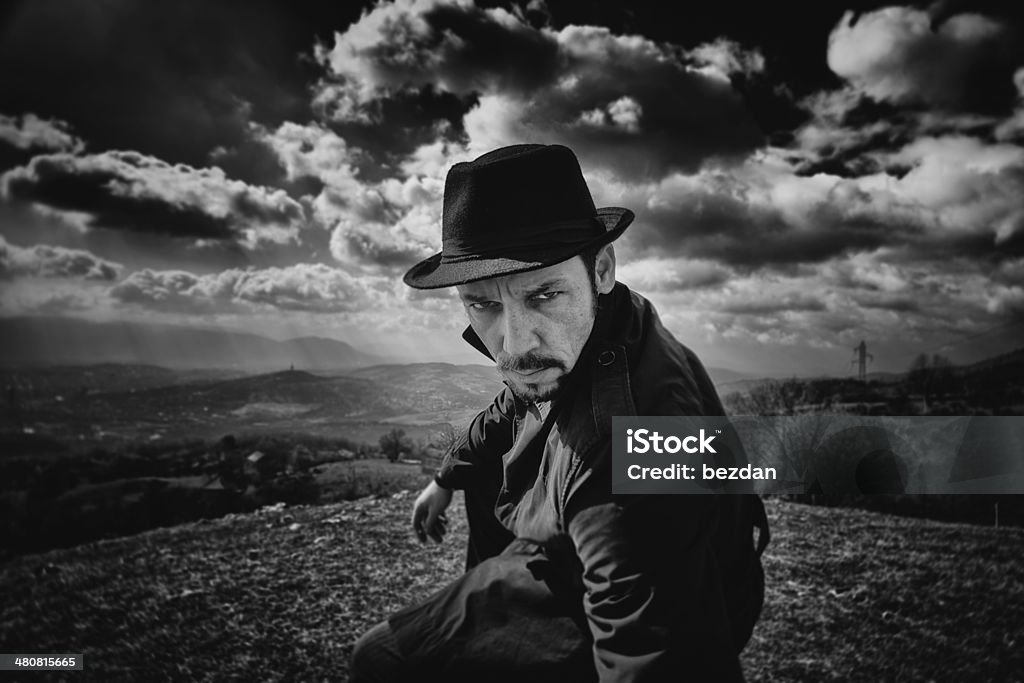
<box><xmin>725</xmin><ymin>379</ymin><xmax>807</xmax><ymax>417</ymax></box>
<box><xmin>430</xmin><ymin>421</ymin><xmax>459</xmax><ymax>452</ymax></box>
<box><xmin>726</xmin><ymin>380</ymin><xmax>839</xmax><ymax>493</ymax></box>
<box><xmin>907</xmin><ymin>353</ymin><xmax>954</xmax><ymax>413</ymax></box>
<box><xmin>379</xmin><ymin>428</ymin><xmax>413</xmax><ymax>463</ymax></box>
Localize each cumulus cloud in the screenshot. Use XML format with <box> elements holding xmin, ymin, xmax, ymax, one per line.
<box><xmin>617</xmin><ymin>257</ymin><xmax>732</xmax><ymax>292</ymax></box>
<box><xmin>316</xmin><ymin>0</ymin><xmax>559</xmax><ymax>107</ymax></box>
<box><xmin>256</xmin><ymin>121</ymin><xmax>361</xmax><ymax>193</ymax></box>
<box><xmin>827</xmin><ymin>7</ymin><xmax>1022</xmax><ymax>113</ymax></box>
<box><xmin>258</xmin><ymin>121</ymin><xmax>455</xmax><ymax>269</ymax></box>
<box><xmin>690</xmin><ymin>38</ymin><xmax>766</xmax><ymax>80</ymax></box>
<box><xmin>578</xmin><ymin>96</ymin><xmax>644</xmax><ymax>134</ymax></box>
<box><xmin>790</xmin><ymin>6</ymin><xmax>1024</xmax><ymax>176</ymax></box>
<box><xmin>788</xmin><ymin>88</ymin><xmax>907</xmax><ymax>174</ymax></box>
<box><xmin>109</xmin><ymin>269</ymin><xmax>209</xmax><ymax>312</ymax></box>
<box><xmin>321</xmin><ymin>167</ymin><xmax>447</xmax><ymax>268</ymax></box>
<box><xmin>109</xmin><ymin>263</ymin><xmax>384</xmax><ymax>314</ymax></box>
<box><xmin>986</xmin><ymin>284</ymin><xmax>1024</xmax><ymax>316</ymax></box>
<box><xmin>0</xmin><ymin>0</ymin><xmax>322</xmax><ymax>177</ymax></box>
<box><xmin>1</xmin><ymin>151</ymin><xmax>305</xmax><ymax>248</ymax></box>
<box><xmin>314</xmin><ymin>0</ymin><xmax>763</xmax><ymax>179</ymax></box>
<box><xmin>878</xmin><ymin>135</ymin><xmax>1024</xmax><ymax>247</ymax></box>
<box><xmin>258</xmin><ymin>0</ymin><xmax>1024</xmax><ymax>362</ymax></box>
<box><xmin>0</xmin><ymin>234</ymin><xmax>122</xmax><ymax>281</ymax></box>
<box><xmin>993</xmin><ymin>67</ymin><xmax>1024</xmax><ymax>142</ymax></box>
<box><xmin>0</xmin><ymin>113</ymin><xmax>84</xmax><ymax>153</ymax></box>
<box><xmin>265</xmin><ymin>122</ymin><xmax>442</xmax><ymax>264</ymax></box>
<box><xmin>608</xmin><ymin>129</ymin><xmax>1024</xmax><ymax>269</ymax></box>
<box><xmin>630</xmin><ymin>248</ymin><xmax>1022</xmax><ymax>360</ymax></box>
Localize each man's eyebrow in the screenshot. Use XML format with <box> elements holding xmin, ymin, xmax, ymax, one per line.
<box><xmin>459</xmin><ymin>278</ymin><xmax>569</xmax><ymax>303</ymax></box>
<box><xmin>459</xmin><ymin>291</ymin><xmax>493</xmax><ymax>303</ymax></box>
<box><xmin>525</xmin><ymin>278</ymin><xmax>568</xmax><ymax>296</ymax></box>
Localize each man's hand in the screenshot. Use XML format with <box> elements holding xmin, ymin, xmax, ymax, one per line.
<box><xmin>411</xmin><ymin>480</ymin><xmax>453</xmax><ymax>543</ymax></box>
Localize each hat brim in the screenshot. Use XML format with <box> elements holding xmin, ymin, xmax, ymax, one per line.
<box><xmin>403</xmin><ymin>207</ymin><xmax>634</xmax><ymax>290</ymax></box>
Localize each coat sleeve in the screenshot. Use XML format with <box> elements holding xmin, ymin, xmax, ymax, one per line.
<box><xmin>433</xmin><ymin>385</ymin><xmax>516</xmax><ymax>491</ymax></box>
<box><xmin>564</xmin><ymin>442</ymin><xmax>745</xmax><ymax>683</ymax></box>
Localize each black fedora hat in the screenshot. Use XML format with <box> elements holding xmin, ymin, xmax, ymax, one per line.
<box><xmin>403</xmin><ymin>144</ymin><xmax>634</xmax><ymax>289</ymax></box>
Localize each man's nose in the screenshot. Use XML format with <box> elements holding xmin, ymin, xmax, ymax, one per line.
<box><xmin>501</xmin><ymin>305</ymin><xmax>539</xmax><ymax>356</ymax></box>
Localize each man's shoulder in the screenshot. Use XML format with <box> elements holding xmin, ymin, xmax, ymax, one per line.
<box><xmin>629</xmin><ymin>297</ymin><xmax>724</xmax><ymax>417</ymax></box>
<box><xmin>571</xmin><ymin>285</ymin><xmax>725</xmax><ymax>439</ymax></box>
<box><xmin>551</xmin><ymin>286</ymin><xmax>724</xmax><ymax>455</ymax></box>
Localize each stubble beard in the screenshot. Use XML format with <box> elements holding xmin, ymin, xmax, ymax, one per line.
<box><xmin>507</xmin><ymin>372</ymin><xmax>567</xmax><ymax>404</ymax></box>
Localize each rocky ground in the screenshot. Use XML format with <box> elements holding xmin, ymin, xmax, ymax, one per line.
<box><xmin>1</xmin><ymin>495</ymin><xmax>1022</xmax><ymax>681</ymax></box>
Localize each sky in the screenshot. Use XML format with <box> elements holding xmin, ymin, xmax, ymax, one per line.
<box><xmin>1</xmin><ymin>0</ymin><xmax>1024</xmax><ymax>375</ymax></box>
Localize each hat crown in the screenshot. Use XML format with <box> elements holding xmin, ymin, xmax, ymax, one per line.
<box><xmin>441</xmin><ymin>144</ymin><xmax>599</xmax><ymax>258</ymax></box>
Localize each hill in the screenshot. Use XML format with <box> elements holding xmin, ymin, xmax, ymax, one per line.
<box><xmin>341</xmin><ymin>363</ymin><xmax>501</xmax><ymax>424</ymax></box>
<box><xmin>0</xmin><ymin>317</ymin><xmax>382</xmax><ymax>371</ymax></box>
<box><xmin>961</xmin><ymin>345</ymin><xmax>1024</xmax><ymax>383</ymax></box>
<box><xmin>111</xmin><ymin>363</ymin><xmax>501</xmax><ymax>420</ymax></box>
<box><xmin>0</xmin><ymin>496</ymin><xmax>1020</xmax><ymax>681</ymax></box>
<box><xmin>0</xmin><ymin>364</ymin><xmax>247</xmax><ymax>399</ymax></box>
<box><xmin>11</xmin><ymin>364</ymin><xmax>505</xmax><ymax>442</ymax></box>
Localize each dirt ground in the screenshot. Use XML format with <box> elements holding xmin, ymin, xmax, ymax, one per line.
<box><xmin>1</xmin><ymin>495</ymin><xmax>1021</xmax><ymax>681</ymax></box>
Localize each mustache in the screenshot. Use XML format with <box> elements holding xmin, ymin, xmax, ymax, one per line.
<box><xmin>497</xmin><ymin>352</ymin><xmax>566</xmax><ymax>374</ymax></box>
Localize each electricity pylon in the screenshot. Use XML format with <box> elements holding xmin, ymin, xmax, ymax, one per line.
<box><xmin>851</xmin><ymin>340</ymin><xmax>873</xmax><ymax>380</ymax></box>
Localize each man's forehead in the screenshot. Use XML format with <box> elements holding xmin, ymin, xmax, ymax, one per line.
<box><xmin>456</xmin><ymin>257</ymin><xmax>585</xmax><ymax>297</ymax></box>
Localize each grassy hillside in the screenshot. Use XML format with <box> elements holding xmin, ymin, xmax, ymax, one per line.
<box><xmin>1</xmin><ymin>497</ymin><xmax>1021</xmax><ymax>681</ymax></box>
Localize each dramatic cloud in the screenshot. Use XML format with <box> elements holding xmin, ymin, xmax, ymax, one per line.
<box><xmin>827</xmin><ymin>7</ymin><xmax>1022</xmax><ymax>113</ymax></box>
<box><xmin>317</xmin><ymin>0</ymin><xmax>560</xmax><ymax>108</ymax></box>
<box><xmin>788</xmin><ymin>6</ymin><xmax>1024</xmax><ymax>176</ymax></box>
<box><xmin>315</xmin><ymin>0</ymin><xmax>764</xmax><ymax>178</ymax></box>
<box><xmin>3</xmin><ymin>1</ymin><xmax>1023</xmax><ymax>372</ymax></box>
<box><xmin>878</xmin><ymin>135</ymin><xmax>1024</xmax><ymax>247</ymax></box>
<box><xmin>617</xmin><ymin>257</ymin><xmax>733</xmax><ymax>292</ymax></box>
<box><xmin>0</xmin><ymin>235</ymin><xmax>122</xmax><ymax>281</ymax></box>
<box><xmin>257</xmin><ymin>121</ymin><xmax>360</xmax><ymax>193</ymax></box>
<box><xmin>1</xmin><ymin>151</ymin><xmax>306</xmax><ymax>248</ymax></box>
<box><xmin>690</xmin><ymin>38</ymin><xmax>766</xmax><ymax>80</ymax></box>
<box><xmin>0</xmin><ymin>114</ymin><xmax>84</xmax><ymax>153</ymax></box>
<box><xmin>258</xmin><ymin>121</ymin><xmax>456</xmax><ymax>269</ymax></box>
<box><xmin>607</xmin><ymin>129</ymin><xmax>1024</xmax><ymax>269</ymax></box>
<box><xmin>632</xmin><ymin>249</ymin><xmax>1023</xmax><ymax>365</ymax></box>
<box><xmin>109</xmin><ymin>263</ymin><xmax>384</xmax><ymax>314</ymax></box>
<box><xmin>320</xmin><ymin>160</ymin><xmax>446</xmax><ymax>269</ymax></box>
<box><xmin>0</xmin><ymin>0</ymin><xmax>335</xmax><ymax>174</ymax></box>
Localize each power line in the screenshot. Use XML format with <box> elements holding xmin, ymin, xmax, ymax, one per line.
<box><xmin>925</xmin><ymin>317</ymin><xmax>1024</xmax><ymax>356</ymax></box>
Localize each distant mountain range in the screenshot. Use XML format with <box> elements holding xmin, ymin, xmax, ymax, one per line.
<box><xmin>6</xmin><ymin>364</ymin><xmax>508</xmax><ymax>440</ymax></box>
<box><xmin>0</xmin><ymin>317</ymin><xmax>383</xmax><ymax>371</ymax></box>
<box><xmin>0</xmin><ymin>315</ymin><xmax>764</xmax><ymax>388</ymax></box>
<box><xmin>13</xmin><ymin>315</ymin><xmax>1017</xmax><ymax>401</ymax></box>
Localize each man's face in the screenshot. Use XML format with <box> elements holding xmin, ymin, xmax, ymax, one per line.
<box><xmin>457</xmin><ymin>253</ymin><xmax>609</xmax><ymax>403</ymax></box>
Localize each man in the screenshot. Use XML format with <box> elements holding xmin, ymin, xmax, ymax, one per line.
<box><xmin>351</xmin><ymin>144</ymin><xmax>768</xmax><ymax>682</ymax></box>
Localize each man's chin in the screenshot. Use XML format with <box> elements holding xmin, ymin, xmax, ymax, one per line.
<box><xmin>506</xmin><ymin>375</ymin><xmax>566</xmax><ymax>403</ymax></box>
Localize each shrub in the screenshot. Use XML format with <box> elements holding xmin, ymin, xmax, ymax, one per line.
<box><xmin>379</xmin><ymin>428</ymin><xmax>413</xmax><ymax>463</ymax></box>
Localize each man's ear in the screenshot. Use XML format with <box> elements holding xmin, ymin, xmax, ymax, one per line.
<box><xmin>595</xmin><ymin>244</ymin><xmax>616</xmax><ymax>295</ymax></box>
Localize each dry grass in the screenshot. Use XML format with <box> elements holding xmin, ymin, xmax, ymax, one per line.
<box><xmin>747</xmin><ymin>500</ymin><xmax>1024</xmax><ymax>681</ymax></box>
<box><xmin>1</xmin><ymin>496</ymin><xmax>1021</xmax><ymax>681</ymax></box>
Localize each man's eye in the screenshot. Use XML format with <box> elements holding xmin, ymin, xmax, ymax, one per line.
<box><xmin>468</xmin><ymin>301</ymin><xmax>499</xmax><ymax>311</ymax></box>
<box><xmin>531</xmin><ymin>291</ymin><xmax>561</xmax><ymax>302</ymax></box>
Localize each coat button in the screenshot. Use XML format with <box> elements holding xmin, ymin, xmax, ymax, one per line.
<box><xmin>597</xmin><ymin>350</ymin><xmax>616</xmax><ymax>366</ymax></box>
